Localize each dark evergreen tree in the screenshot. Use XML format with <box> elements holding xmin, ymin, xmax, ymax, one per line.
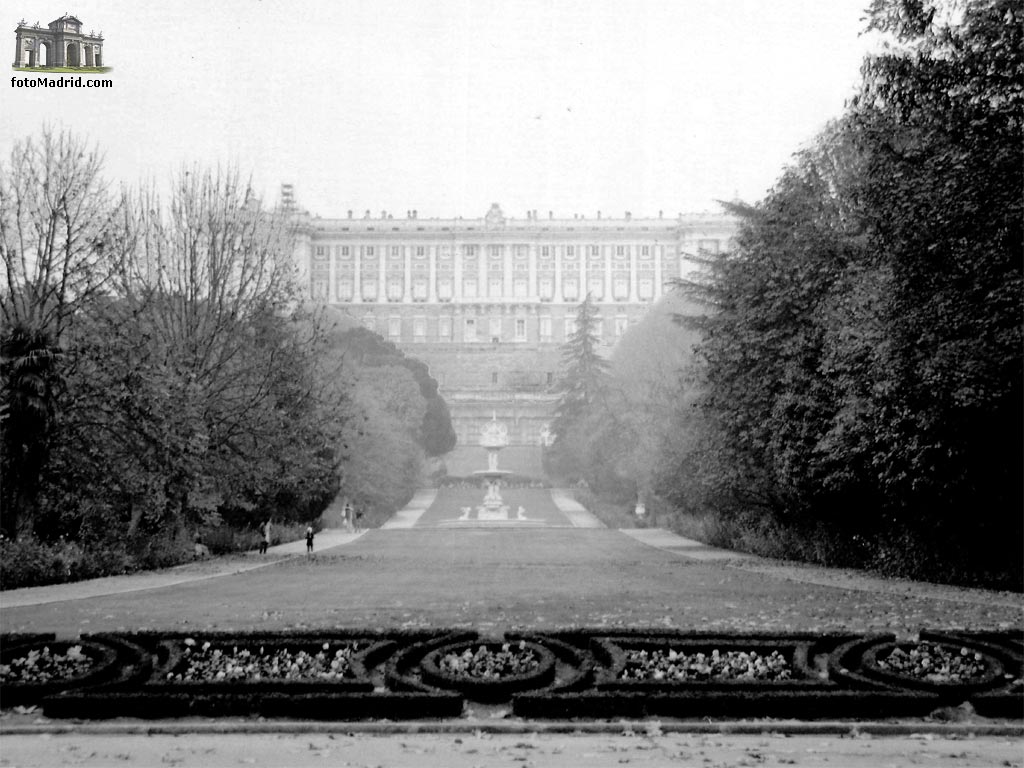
<box><xmin>546</xmin><ymin>294</ymin><xmax>611</xmax><ymax>480</ymax></box>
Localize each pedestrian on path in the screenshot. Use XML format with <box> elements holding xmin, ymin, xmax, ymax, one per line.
<box><xmin>305</xmin><ymin>524</ymin><xmax>315</xmax><ymax>554</ymax></box>
<box><xmin>259</xmin><ymin>519</ymin><xmax>272</xmax><ymax>554</ymax></box>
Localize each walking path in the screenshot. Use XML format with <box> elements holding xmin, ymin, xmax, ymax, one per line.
<box><xmin>549</xmin><ymin>488</ymin><xmax>607</xmax><ymax>528</ymax></box>
<box><xmin>0</xmin><ymin>530</ymin><xmax>364</xmax><ymax>609</ymax></box>
<box><xmin>380</xmin><ymin>489</ymin><xmax>438</xmax><ymax>528</ymax></box>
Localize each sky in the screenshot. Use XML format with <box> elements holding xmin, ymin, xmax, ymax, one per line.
<box><xmin>2</xmin><ymin>0</ymin><xmax>880</xmax><ymax>219</ymax></box>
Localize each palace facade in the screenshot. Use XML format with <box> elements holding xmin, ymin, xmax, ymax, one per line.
<box><xmin>292</xmin><ymin>200</ymin><xmax>736</xmax><ymax>476</ymax></box>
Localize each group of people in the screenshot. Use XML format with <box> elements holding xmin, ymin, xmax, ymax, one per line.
<box><xmin>258</xmin><ymin>519</ymin><xmax>317</xmax><ymax>555</ymax></box>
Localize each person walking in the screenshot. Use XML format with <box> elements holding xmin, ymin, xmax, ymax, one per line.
<box><xmin>259</xmin><ymin>519</ymin><xmax>272</xmax><ymax>554</ymax></box>
<box><xmin>305</xmin><ymin>524</ymin><xmax>315</xmax><ymax>554</ymax></box>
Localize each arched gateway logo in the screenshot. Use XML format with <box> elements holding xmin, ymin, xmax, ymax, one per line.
<box><xmin>12</xmin><ymin>14</ymin><xmax>109</xmax><ymax>72</ymax></box>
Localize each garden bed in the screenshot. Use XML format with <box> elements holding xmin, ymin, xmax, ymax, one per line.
<box><xmin>0</xmin><ymin>628</ymin><xmax>1016</xmax><ymax>721</ymax></box>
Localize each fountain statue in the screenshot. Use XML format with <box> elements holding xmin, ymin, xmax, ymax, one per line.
<box><xmin>473</xmin><ymin>413</ymin><xmax>511</xmax><ymax>519</ymax></box>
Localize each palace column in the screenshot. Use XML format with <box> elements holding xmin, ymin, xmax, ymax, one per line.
<box><xmin>428</xmin><ymin>245</ymin><xmax>437</xmax><ymax>302</ymax></box>
<box><xmin>554</xmin><ymin>245</ymin><xmax>562</xmax><ymax>301</ymax></box>
<box><xmin>353</xmin><ymin>246</ymin><xmax>362</xmax><ymax>303</ymax></box>
<box><xmin>654</xmin><ymin>244</ymin><xmax>664</xmax><ymax>300</ymax></box>
<box><xmin>579</xmin><ymin>244</ymin><xmax>587</xmax><ymax>301</ymax></box>
<box><xmin>502</xmin><ymin>244</ymin><xmax>512</xmax><ymax>302</ymax></box>
<box><xmin>328</xmin><ymin>246</ymin><xmax>337</xmax><ymax>303</ymax></box>
<box><xmin>528</xmin><ymin>243</ymin><xmax>537</xmax><ymax>300</ymax></box>
<box><xmin>604</xmin><ymin>245</ymin><xmax>612</xmax><ymax>301</ymax></box>
<box><xmin>628</xmin><ymin>244</ymin><xmax>638</xmax><ymax>301</ymax></box>
<box><xmin>403</xmin><ymin>245</ymin><xmax>412</xmax><ymax>302</ymax></box>
<box><xmin>454</xmin><ymin>244</ymin><xmax>463</xmax><ymax>301</ymax></box>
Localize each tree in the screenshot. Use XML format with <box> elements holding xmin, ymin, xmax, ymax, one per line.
<box><xmin>546</xmin><ymin>294</ymin><xmax>611</xmax><ymax>481</ymax></box>
<box><xmin>0</xmin><ymin>128</ymin><xmax>117</xmax><ymax>538</ymax></box>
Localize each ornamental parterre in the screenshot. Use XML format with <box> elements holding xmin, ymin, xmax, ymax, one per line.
<box><xmin>438</xmin><ymin>641</ymin><xmax>540</xmax><ymax>680</ymax></box>
<box><xmin>0</xmin><ymin>645</ymin><xmax>94</xmax><ymax>684</ymax></box>
<box><xmin>619</xmin><ymin>648</ymin><xmax>792</xmax><ymax>682</ymax></box>
<box><xmin>876</xmin><ymin>643</ymin><xmax>989</xmax><ymax>683</ymax></box>
<box><xmin>166</xmin><ymin>640</ymin><xmax>361</xmax><ymax>682</ymax></box>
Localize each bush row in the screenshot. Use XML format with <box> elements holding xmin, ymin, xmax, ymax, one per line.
<box><xmin>0</xmin><ymin>629</ymin><xmax>1018</xmax><ymax>720</ymax></box>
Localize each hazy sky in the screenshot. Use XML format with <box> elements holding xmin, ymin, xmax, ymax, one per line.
<box><xmin>2</xmin><ymin>1</ymin><xmax>878</xmax><ymax>218</ymax></box>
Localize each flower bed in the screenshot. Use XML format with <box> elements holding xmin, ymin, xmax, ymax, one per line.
<box><xmin>0</xmin><ymin>639</ymin><xmax>132</xmax><ymax>708</ymax></box>
<box><xmin>874</xmin><ymin>642</ymin><xmax>988</xmax><ymax>683</ymax></box>
<box><xmin>165</xmin><ymin>639</ymin><xmax>362</xmax><ymax>682</ymax></box>
<box><xmin>860</xmin><ymin>640</ymin><xmax>1006</xmax><ymax>693</ymax></box>
<box><xmin>1</xmin><ymin>644</ymin><xmax>94</xmax><ymax>684</ymax></box>
<box><xmin>592</xmin><ymin>635</ymin><xmax>827</xmax><ymax>691</ymax></box>
<box><xmin>437</xmin><ymin>641</ymin><xmax>540</xmax><ymax>680</ymax></box>
<box><xmin>619</xmin><ymin>647</ymin><xmax>792</xmax><ymax>682</ymax></box>
<box><xmin>43</xmin><ymin>630</ymin><xmax>466</xmax><ymax>720</ymax></box>
<box><xmin>419</xmin><ymin>640</ymin><xmax>557</xmax><ymax>702</ymax></box>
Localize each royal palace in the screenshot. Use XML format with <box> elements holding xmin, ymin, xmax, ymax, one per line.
<box><xmin>292</xmin><ymin>197</ymin><xmax>736</xmax><ymax>476</ymax></box>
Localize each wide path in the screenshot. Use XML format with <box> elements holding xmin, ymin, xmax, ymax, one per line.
<box><xmin>1</xmin><ymin>497</ymin><xmax>1018</xmax><ymax>637</ymax></box>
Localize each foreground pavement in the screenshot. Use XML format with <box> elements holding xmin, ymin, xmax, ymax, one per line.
<box><xmin>0</xmin><ymin>729</ymin><xmax>1021</xmax><ymax>767</ymax></box>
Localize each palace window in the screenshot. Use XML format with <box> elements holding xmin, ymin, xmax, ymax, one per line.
<box><xmin>315</xmin><ymin>246</ymin><xmax>326</xmax><ymax>258</ymax></box>
<box><xmin>341</xmin><ymin>246</ymin><xmax>350</xmax><ymax>256</ymax></box>
<box><xmin>641</xmin><ymin>245</ymin><xmax>650</xmax><ymax>256</ymax></box>
<box><xmin>563</xmin><ymin>278</ymin><xmax>579</xmax><ymax>301</ymax></box>
<box><xmin>613</xmin><ymin>277</ymin><xmax>629</xmax><ymax>300</ymax></box>
<box><xmin>615</xmin><ymin>316</ymin><xmax>628</xmax><ymax>336</ymax></box>
<box><xmin>465</xmin><ymin>318</ymin><xmax>477</xmax><ymax>341</ymax></box>
<box><xmin>437</xmin><ymin>277</ymin><xmax>453</xmax><ymax>301</ymax></box>
<box><xmin>464</xmin><ymin>245</ymin><xmax>477</xmax><ymax>256</ymax></box>
<box><xmin>513</xmin><ymin>278</ymin><xmax>528</xmax><ymax>298</ymax></box>
<box><xmin>615</xmin><ymin>245</ymin><xmax>625</xmax><ymax>257</ymax></box>
<box><xmin>366</xmin><ymin>246</ymin><xmax>375</xmax><ymax>256</ymax></box>
<box><xmin>588</xmin><ymin>278</ymin><xmax>604</xmax><ymax>299</ymax></box>
<box><xmin>388</xmin><ymin>316</ymin><xmax>401</xmax><ymax>339</ymax></box>
<box><xmin>565</xmin><ymin>317</ymin><xmax>577</xmax><ymax>339</ymax></box>
<box><xmin>539</xmin><ymin>316</ymin><xmax>552</xmax><ymax>341</ymax></box>
<box><xmin>416</xmin><ymin>246</ymin><xmax>425</xmax><ymax>256</ymax></box>
<box><xmin>515</xmin><ymin>318</ymin><xmax>526</xmax><ymax>340</ymax></box>
<box><xmin>412</xmin><ymin>278</ymin><xmax>428</xmax><ymax>301</ymax></box>
<box><xmin>387</xmin><ymin>278</ymin><xmax>403</xmax><ymax>301</ymax></box>
<box><xmin>463</xmin><ymin>280</ymin><xmax>477</xmax><ymax>299</ymax></box>
<box><xmin>566</xmin><ymin>246</ymin><xmax>575</xmax><ymax>256</ymax></box>
<box><xmin>538</xmin><ymin>277</ymin><xmax>554</xmax><ymax>301</ymax></box>
<box><xmin>489</xmin><ymin>317</ymin><xmax>502</xmax><ymax>340</ymax></box>
<box><xmin>489</xmin><ymin>277</ymin><xmax>503</xmax><ymax>298</ymax></box>
<box><xmin>638</xmin><ymin>278</ymin><xmax>654</xmax><ymax>300</ymax></box>
<box><xmin>391</xmin><ymin>246</ymin><xmax>401</xmax><ymax>256</ymax></box>
<box><xmin>413</xmin><ymin>316</ymin><xmax>426</xmax><ymax>341</ymax></box>
<box><xmin>361</xmin><ymin>280</ymin><xmax>378</xmax><ymax>301</ymax></box>
<box><xmin>590</xmin><ymin>245</ymin><xmax>600</xmax><ymax>256</ymax></box>
<box><xmin>541</xmin><ymin>246</ymin><xmax>550</xmax><ymax>257</ymax></box>
<box><xmin>438</xmin><ymin>316</ymin><xmax>452</xmax><ymax>339</ymax></box>
<box><xmin>337</xmin><ymin>280</ymin><xmax>354</xmax><ymax>301</ymax></box>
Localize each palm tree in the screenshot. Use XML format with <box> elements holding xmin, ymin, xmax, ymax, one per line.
<box><xmin>0</xmin><ymin>324</ymin><xmax>60</xmax><ymax>539</ymax></box>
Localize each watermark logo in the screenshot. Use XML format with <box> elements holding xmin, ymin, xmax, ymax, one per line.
<box><xmin>12</xmin><ymin>13</ymin><xmax>109</xmax><ymax>73</ymax></box>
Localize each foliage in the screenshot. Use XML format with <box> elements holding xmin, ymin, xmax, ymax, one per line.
<box><xmin>679</xmin><ymin>0</ymin><xmax>1023</xmax><ymax>587</ymax></box>
<box><xmin>0</xmin><ymin>127</ymin><xmax>455</xmax><ymax>583</ymax></box>
<box><xmin>545</xmin><ymin>294</ymin><xmax>612</xmax><ymax>481</ymax></box>
<box><xmin>556</xmin><ymin>0</ymin><xmax>1022</xmax><ymax>588</ymax></box>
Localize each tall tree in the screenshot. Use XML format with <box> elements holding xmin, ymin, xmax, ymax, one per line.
<box><xmin>0</xmin><ymin>128</ymin><xmax>117</xmax><ymax>538</ymax></box>
<box><xmin>547</xmin><ymin>293</ymin><xmax>611</xmax><ymax>481</ymax></box>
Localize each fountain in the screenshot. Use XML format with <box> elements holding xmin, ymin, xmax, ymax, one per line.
<box><xmin>464</xmin><ymin>413</ymin><xmax>513</xmax><ymax>521</ymax></box>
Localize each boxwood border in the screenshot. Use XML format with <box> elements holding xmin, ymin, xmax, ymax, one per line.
<box><xmin>419</xmin><ymin>639</ymin><xmax>557</xmax><ymax>702</ymax></box>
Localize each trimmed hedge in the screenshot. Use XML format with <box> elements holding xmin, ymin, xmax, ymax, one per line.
<box><xmin>419</xmin><ymin>640</ymin><xmax>557</xmax><ymax>703</ymax></box>
<box><xmin>0</xmin><ymin>628</ymin><xmax>1016</xmax><ymax>721</ymax></box>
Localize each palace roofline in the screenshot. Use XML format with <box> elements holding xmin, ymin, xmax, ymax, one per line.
<box><xmin>298</xmin><ymin>211</ymin><xmax>736</xmax><ymax>235</ymax></box>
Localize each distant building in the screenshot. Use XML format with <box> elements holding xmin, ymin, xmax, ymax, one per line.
<box><xmin>13</xmin><ymin>15</ymin><xmax>103</xmax><ymax>68</ymax></box>
<box><xmin>292</xmin><ymin>200</ymin><xmax>736</xmax><ymax>476</ymax></box>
